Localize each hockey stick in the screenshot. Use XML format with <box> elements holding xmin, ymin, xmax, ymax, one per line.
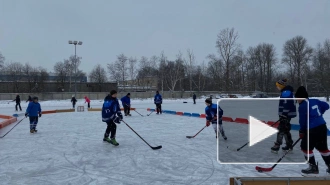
<box><xmin>255</xmin><ymin>138</ymin><xmax>301</xmax><ymax>173</ymax></box>
<box><xmin>0</xmin><ymin>117</ymin><xmax>26</xmax><ymax>138</ymax></box>
<box><xmin>134</xmin><ymin>110</ymin><xmax>144</xmax><ymax>117</ymax></box>
<box><xmin>122</xmin><ymin>120</ymin><xmax>162</xmax><ymax>150</ymax></box>
<box><xmin>186</xmin><ymin>126</ymin><xmax>207</xmax><ymax>139</ymax></box>
<box><xmin>147</xmin><ymin>109</ymin><xmax>154</xmax><ymax>116</ymax></box>
<box><xmin>229</xmin><ymin>119</ymin><xmax>280</xmax><ymax>151</ymax></box>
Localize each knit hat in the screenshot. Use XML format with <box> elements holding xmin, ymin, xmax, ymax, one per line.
<box><xmin>127</xmin><ymin>93</ymin><xmax>130</xmax><ymax>96</ymax></box>
<box><xmin>156</xmin><ymin>91</ymin><xmax>159</xmax><ymax>94</ymax></box>
<box><xmin>110</xmin><ymin>90</ymin><xmax>117</xmax><ymax>95</ymax></box>
<box><xmin>276</xmin><ymin>79</ymin><xmax>287</xmax><ymax>89</ymax></box>
<box><xmin>295</xmin><ymin>86</ymin><xmax>308</xmax><ymax>99</ymax></box>
<box><xmin>205</xmin><ymin>98</ymin><xmax>212</xmax><ymax>104</ymax></box>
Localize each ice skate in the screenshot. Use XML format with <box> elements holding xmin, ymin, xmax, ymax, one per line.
<box><xmin>128</xmin><ymin>114</ymin><xmax>131</xmax><ymax>116</ymax></box>
<box><xmin>282</xmin><ymin>145</ymin><xmax>293</xmax><ymax>153</ymax></box>
<box><xmin>30</xmin><ymin>129</ymin><xmax>35</xmax><ymax>133</ymax></box>
<box><xmin>103</xmin><ymin>137</ymin><xmax>111</xmax><ymax>143</ymax></box>
<box><xmin>301</xmin><ymin>163</ymin><xmax>319</xmax><ymax>177</ymax></box>
<box><xmin>271</xmin><ymin>143</ymin><xmax>280</xmax><ymax>154</ymax></box>
<box><xmin>109</xmin><ymin>138</ymin><xmax>119</xmax><ymax>146</ymax></box>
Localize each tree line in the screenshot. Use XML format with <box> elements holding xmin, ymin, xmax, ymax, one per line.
<box><xmin>1</xmin><ymin>27</ymin><xmax>330</xmax><ymax>94</ymax></box>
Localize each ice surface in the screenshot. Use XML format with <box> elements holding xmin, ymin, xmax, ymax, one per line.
<box><xmin>0</xmin><ymin>97</ymin><xmax>330</xmax><ymax>184</ymax></box>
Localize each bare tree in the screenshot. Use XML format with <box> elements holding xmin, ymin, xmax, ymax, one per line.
<box><xmin>0</xmin><ymin>51</ymin><xmax>5</xmax><ymax>69</ymax></box>
<box><xmin>107</xmin><ymin>54</ymin><xmax>128</xmax><ymax>89</ymax></box>
<box><xmin>312</xmin><ymin>40</ymin><xmax>330</xmax><ymax>100</ymax></box>
<box><xmin>207</xmin><ymin>54</ymin><xmax>224</xmax><ymax>90</ymax></box>
<box><xmin>3</xmin><ymin>62</ymin><xmax>24</xmax><ymax>92</ymax></box>
<box><xmin>54</xmin><ymin>61</ymin><xmax>69</xmax><ymax>89</ymax></box>
<box><xmin>215</xmin><ymin>27</ymin><xmax>240</xmax><ymax>91</ymax></box>
<box><xmin>184</xmin><ymin>49</ymin><xmax>195</xmax><ymax>94</ymax></box>
<box><xmin>193</xmin><ymin>61</ymin><xmax>207</xmax><ymax>92</ymax></box>
<box><xmin>282</xmin><ymin>36</ymin><xmax>313</xmax><ymax>87</ymax></box>
<box><xmin>164</xmin><ymin>52</ymin><xmax>185</xmax><ymax>92</ymax></box>
<box><xmin>158</xmin><ymin>51</ymin><xmax>167</xmax><ymax>93</ymax></box>
<box><xmin>128</xmin><ymin>57</ymin><xmax>138</xmax><ymax>90</ymax></box>
<box><xmin>89</xmin><ymin>64</ymin><xmax>107</xmax><ymax>91</ymax></box>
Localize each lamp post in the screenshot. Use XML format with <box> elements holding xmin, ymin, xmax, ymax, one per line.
<box><xmin>68</xmin><ymin>40</ymin><xmax>83</xmax><ymax>98</ymax></box>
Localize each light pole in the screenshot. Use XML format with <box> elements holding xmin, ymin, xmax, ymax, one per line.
<box><xmin>68</xmin><ymin>40</ymin><xmax>83</xmax><ymax>98</ymax></box>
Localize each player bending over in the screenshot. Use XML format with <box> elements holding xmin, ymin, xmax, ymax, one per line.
<box><xmin>295</xmin><ymin>86</ymin><xmax>330</xmax><ymax>176</ymax></box>
<box><xmin>271</xmin><ymin>79</ymin><xmax>297</xmax><ymax>153</ymax></box>
<box><xmin>25</xmin><ymin>97</ymin><xmax>42</xmax><ymax>133</ymax></box>
<box><xmin>205</xmin><ymin>98</ymin><xmax>227</xmax><ymax>140</ymax></box>
<box><xmin>102</xmin><ymin>90</ymin><xmax>123</xmax><ymax>146</ymax></box>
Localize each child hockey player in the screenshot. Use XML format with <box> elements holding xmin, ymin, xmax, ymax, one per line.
<box><xmin>102</xmin><ymin>90</ymin><xmax>123</xmax><ymax>146</ymax></box>
<box><xmin>295</xmin><ymin>86</ymin><xmax>330</xmax><ymax>176</ymax></box>
<box><xmin>71</xmin><ymin>95</ymin><xmax>77</xmax><ymax>109</ymax></box>
<box><xmin>205</xmin><ymin>98</ymin><xmax>227</xmax><ymax>140</ymax></box>
<box><xmin>13</xmin><ymin>94</ymin><xmax>22</xmax><ymax>111</ymax></box>
<box><xmin>25</xmin><ymin>97</ymin><xmax>42</xmax><ymax>133</ymax></box>
<box><xmin>154</xmin><ymin>91</ymin><xmax>162</xmax><ymax>114</ymax></box>
<box><xmin>271</xmin><ymin>79</ymin><xmax>297</xmax><ymax>153</ymax></box>
<box><xmin>84</xmin><ymin>96</ymin><xmax>90</xmax><ymax>108</ymax></box>
<box><xmin>26</xmin><ymin>95</ymin><xmax>32</xmax><ymax>103</ymax></box>
<box><xmin>121</xmin><ymin>93</ymin><xmax>131</xmax><ymax>116</ymax></box>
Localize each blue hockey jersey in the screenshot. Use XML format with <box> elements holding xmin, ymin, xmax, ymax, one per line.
<box><xmin>154</xmin><ymin>94</ymin><xmax>162</xmax><ymax>104</ymax></box>
<box><xmin>26</xmin><ymin>102</ymin><xmax>42</xmax><ymax>117</ymax></box>
<box><xmin>278</xmin><ymin>85</ymin><xmax>297</xmax><ymax>118</ymax></box>
<box><xmin>121</xmin><ymin>96</ymin><xmax>130</xmax><ymax>106</ymax></box>
<box><xmin>205</xmin><ymin>103</ymin><xmax>223</xmax><ymax>123</ymax></box>
<box><xmin>102</xmin><ymin>95</ymin><xmax>122</xmax><ymax>122</ymax></box>
<box><xmin>298</xmin><ymin>98</ymin><xmax>329</xmax><ymax>131</ymax></box>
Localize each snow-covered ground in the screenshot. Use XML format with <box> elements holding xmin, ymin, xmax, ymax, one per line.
<box><xmin>0</xmin><ymin>97</ymin><xmax>329</xmax><ymax>184</ymax></box>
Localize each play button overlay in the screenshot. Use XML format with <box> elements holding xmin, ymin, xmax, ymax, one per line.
<box><xmin>217</xmin><ymin>98</ymin><xmax>307</xmax><ymax>164</ymax></box>
<box><xmin>249</xmin><ymin>116</ymin><xmax>278</xmax><ymax>147</ymax></box>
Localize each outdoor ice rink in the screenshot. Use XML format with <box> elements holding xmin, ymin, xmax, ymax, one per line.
<box><xmin>1</xmin><ymin>97</ymin><xmax>330</xmax><ymax>185</ymax></box>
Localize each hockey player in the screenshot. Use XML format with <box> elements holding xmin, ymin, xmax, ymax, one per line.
<box><xmin>13</xmin><ymin>94</ymin><xmax>22</xmax><ymax>111</ymax></box>
<box><xmin>154</xmin><ymin>91</ymin><xmax>162</xmax><ymax>114</ymax></box>
<box><xmin>193</xmin><ymin>93</ymin><xmax>196</xmax><ymax>104</ymax></box>
<box><xmin>271</xmin><ymin>79</ymin><xmax>297</xmax><ymax>153</ymax></box>
<box><xmin>71</xmin><ymin>95</ymin><xmax>77</xmax><ymax>109</ymax></box>
<box><xmin>102</xmin><ymin>90</ymin><xmax>123</xmax><ymax>146</ymax></box>
<box><xmin>26</xmin><ymin>95</ymin><xmax>32</xmax><ymax>103</ymax></box>
<box><xmin>84</xmin><ymin>96</ymin><xmax>90</xmax><ymax>108</ymax></box>
<box><xmin>205</xmin><ymin>98</ymin><xmax>227</xmax><ymax>140</ymax></box>
<box><xmin>25</xmin><ymin>97</ymin><xmax>42</xmax><ymax>133</ymax></box>
<box><xmin>121</xmin><ymin>93</ymin><xmax>131</xmax><ymax>116</ymax></box>
<box><xmin>295</xmin><ymin>86</ymin><xmax>330</xmax><ymax>176</ymax></box>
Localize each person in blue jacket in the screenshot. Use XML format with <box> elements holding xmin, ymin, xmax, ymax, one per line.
<box><xmin>205</xmin><ymin>98</ymin><xmax>227</xmax><ymax>140</ymax></box>
<box><xmin>121</xmin><ymin>93</ymin><xmax>131</xmax><ymax>116</ymax></box>
<box><xmin>25</xmin><ymin>96</ymin><xmax>42</xmax><ymax>133</ymax></box>
<box><xmin>154</xmin><ymin>91</ymin><xmax>162</xmax><ymax>114</ymax></box>
<box><xmin>271</xmin><ymin>79</ymin><xmax>297</xmax><ymax>153</ymax></box>
<box><xmin>102</xmin><ymin>90</ymin><xmax>123</xmax><ymax>146</ymax></box>
<box><xmin>295</xmin><ymin>86</ymin><xmax>330</xmax><ymax>176</ymax></box>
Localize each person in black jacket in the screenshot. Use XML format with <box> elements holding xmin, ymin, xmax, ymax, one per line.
<box><xmin>26</xmin><ymin>95</ymin><xmax>32</xmax><ymax>103</ymax></box>
<box><xmin>193</xmin><ymin>93</ymin><xmax>196</xmax><ymax>104</ymax></box>
<box><xmin>71</xmin><ymin>95</ymin><xmax>77</xmax><ymax>108</ymax></box>
<box><xmin>13</xmin><ymin>94</ymin><xmax>22</xmax><ymax>111</ymax></box>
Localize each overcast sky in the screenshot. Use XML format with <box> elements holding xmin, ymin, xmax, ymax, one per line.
<box><xmin>0</xmin><ymin>0</ymin><xmax>329</xmax><ymax>74</ymax></box>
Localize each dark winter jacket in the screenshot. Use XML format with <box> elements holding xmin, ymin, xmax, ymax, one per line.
<box><xmin>102</xmin><ymin>95</ymin><xmax>122</xmax><ymax>122</ymax></box>
<box><xmin>121</xmin><ymin>96</ymin><xmax>130</xmax><ymax>107</ymax></box>
<box><xmin>71</xmin><ymin>97</ymin><xmax>77</xmax><ymax>104</ymax></box>
<box><xmin>278</xmin><ymin>85</ymin><xmax>297</xmax><ymax>118</ymax></box>
<box><xmin>26</xmin><ymin>96</ymin><xmax>32</xmax><ymax>103</ymax></box>
<box><xmin>26</xmin><ymin>102</ymin><xmax>42</xmax><ymax>117</ymax></box>
<box><xmin>205</xmin><ymin>103</ymin><xmax>223</xmax><ymax>123</ymax></box>
<box><xmin>14</xmin><ymin>95</ymin><xmax>20</xmax><ymax>103</ymax></box>
<box><xmin>154</xmin><ymin>94</ymin><xmax>162</xmax><ymax>104</ymax></box>
<box><xmin>193</xmin><ymin>94</ymin><xmax>196</xmax><ymax>99</ymax></box>
<box><xmin>299</xmin><ymin>99</ymin><xmax>329</xmax><ymax>131</ymax></box>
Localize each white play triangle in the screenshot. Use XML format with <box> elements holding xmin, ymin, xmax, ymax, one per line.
<box><xmin>249</xmin><ymin>116</ymin><xmax>278</xmax><ymax>147</ymax></box>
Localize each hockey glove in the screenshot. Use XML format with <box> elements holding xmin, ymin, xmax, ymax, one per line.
<box><xmin>25</xmin><ymin>113</ymin><xmax>28</xmax><ymax>118</ymax></box>
<box><xmin>39</xmin><ymin>113</ymin><xmax>42</xmax><ymax>118</ymax></box>
<box><xmin>299</xmin><ymin>130</ymin><xmax>306</xmax><ymax>139</ymax></box>
<box><xmin>279</xmin><ymin>115</ymin><xmax>289</xmax><ymax>124</ymax></box>
<box><xmin>206</xmin><ymin>120</ymin><xmax>211</xmax><ymax>127</ymax></box>
<box><xmin>117</xmin><ymin>112</ymin><xmax>123</xmax><ymax>120</ymax></box>
<box><xmin>113</xmin><ymin>117</ymin><xmax>121</xmax><ymax>124</ymax></box>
